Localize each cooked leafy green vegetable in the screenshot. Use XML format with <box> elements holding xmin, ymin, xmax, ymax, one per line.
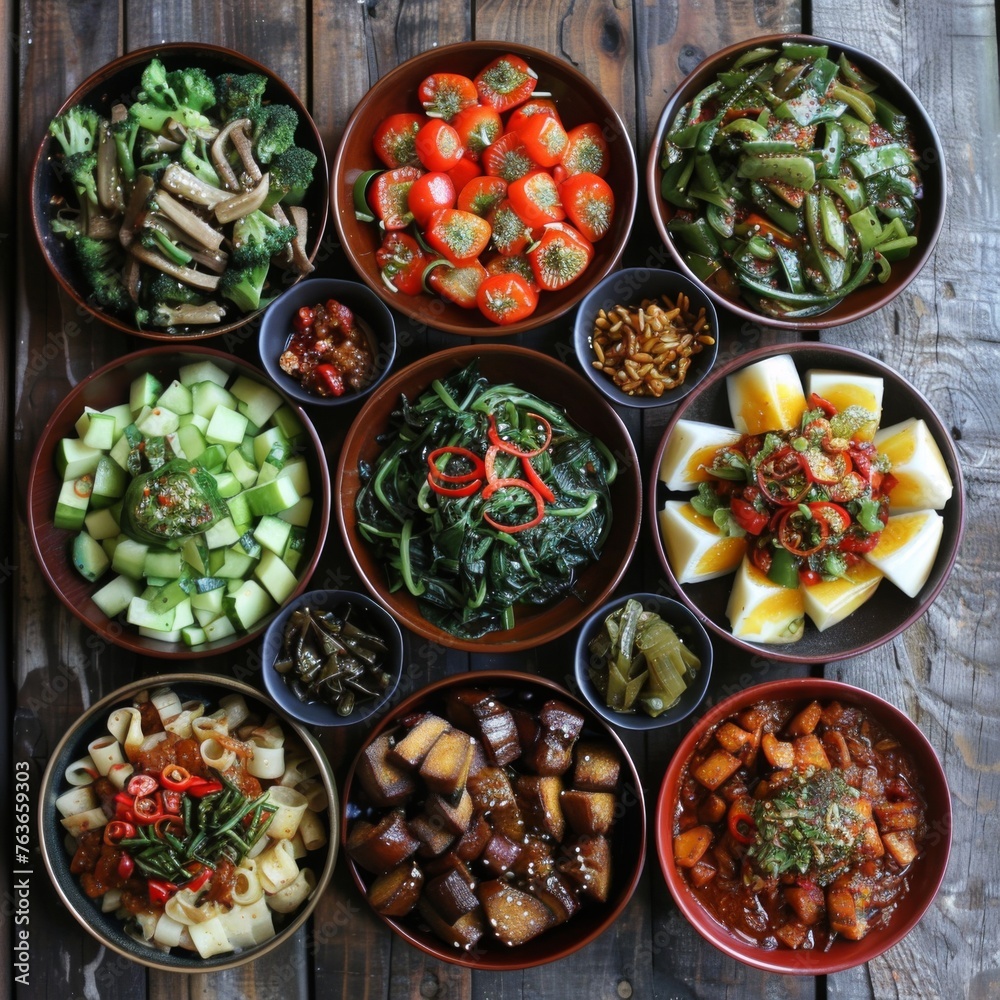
<box><xmin>355</xmin><ymin>362</ymin><xmax>617</xmax><ymax>639</ymax></box>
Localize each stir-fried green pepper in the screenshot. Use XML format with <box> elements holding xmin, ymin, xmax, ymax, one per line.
<box><xmin>660</xmin><ymin>41</ymin><xmax>924</xmax><ymax>318</ymax></box>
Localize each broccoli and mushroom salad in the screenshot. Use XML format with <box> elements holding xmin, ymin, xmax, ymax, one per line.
<box><xmin>45</xmin><ymin>58</ymin><xmax>318</xmax><ymax>331</ymax></box>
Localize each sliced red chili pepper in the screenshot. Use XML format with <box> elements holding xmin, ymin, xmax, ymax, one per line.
<box><xmin>159</xmin><ymin>789</ymin><xmax>183</xmax><ymax>815</ymax></box>
<box><xmin>802</xmin><ymin>447</ymin><xmax>852</xmax><ymax>485</ymax></box>
<box><xmin>809</xmin><ymin>501</ymin><xmax>852</xmax><ymax>536</ymax></box>
<box><xmin>827</xmin><ymin>470</ymin><xmax>867</xmax><ymax>503</ymax></box>
<box><xmin>117</xmin><ymin>853</ymin><xmax>135</xmax><ymax>880</ymax></box>
<box><xmin>103</xmin><ymin>820</ymin><xmax>136</xmax><ymax>846</ymax></box>
<box><xmin>807</xmin><ymin>391</ymin><xmax>838</xmax><ymax>419</ymax></box>
<box><xmin>159</xmin><ymin>765</ymin><xmax>194</xmax><ymax>791</ymax></box>
<box><xmin>756</xmin><ymin>446</ymin><xmax>812</xmax><ymax>505</ymax></box>
<box><xmin>73</xmin><ymin>475</ymin><xmax>94</xmax><ymax>499</ymax></box>
<box><xmin>482</xmin><ymin>477</ymin><xmax>545</xmax><ymax>533</ymax></box>
<box><xmin>426</xmin><ymin>445</ymin><xmax>486</xmax><ymax>483</ymax></box>
<box><xmin>729</xmin><ymin>496</ymin><xmax>768</xmax><ymax>535</ymax></box>
<box><xmin>186</xmin><ymin>779</ymin><xmax>223</xmax><ymax>798</ymax></box>
<box><xmin>728</xmin><ymin>800</ymin><xmax>756</xmax><ymax>845</ymax></box>
<box><xmin>776</xmin><ymin>507</ymin><xmax>828</xmax><ymax>557</ymax></box>
<box><xmin>487</xmin><ymin>412</ymin><xmax>552</xmax><ymax>457</ymax></box>
<box><xmin>520</xmin><ymin>454</ymin><xmax>556</xmax><ymax>503</ymax></box>
<box><xmin>127</xmin><ymin>774</ymin><xmax>159</xmax><ymax>798</ymax></box>
<box><xmin>132</xmin><ymin>796</ymin><xmax>163</xmax><ymax>824</ymax></box>
<box><xmin>148</xmin><ymin>878</ymin><xmax>177</xmax><ymax>906</ymax></box>
<box><xmin>749</xmin><ymin>539</ymin><xmax>773</xmax><ymax>576</ymax></box>
<box><xmin>426</xmin><ymin>473</ymin><xmax>483</xmax><ymax>498</ymax></box>
<box><xmin>182</xmin><ymin>866</ymin><xmax>214</xmax><ymax>895</ymax></box>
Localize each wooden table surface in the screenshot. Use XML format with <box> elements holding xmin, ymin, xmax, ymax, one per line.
<box><xmin>6</xmin><ymin>2</ymin><xmax>999</xmax><ymax>999</ymax></box>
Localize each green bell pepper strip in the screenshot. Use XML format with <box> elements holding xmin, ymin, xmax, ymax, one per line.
<box><xmin>815</xmin><ymin>121</ymin><xmax>845</xmax><ymax>179</ymax></box>
<box><xmin>848</xmin><ymin>206</ymin><xmax>884</xmax><ymax>250</ymax></box>
<box><xmin>667</xmin><ymin>216</ymin><xmax>721</xmax><ymax>257</ymax></box>
<box><xmin>743</xmin><ymin>139</ymin><xmax>800</xmax><ymax>155</ymax></box>
<box><xmin>774</xmin><ymin>242</ymin><xmax>807</xmax><ymax>294</ymax></box>
<box><xmin>706</xmin><ymin>202</ymin><xmax>735</xmax><ymax>238</ymax></box>
<box><xmin>719</xmin><ymin>117</ymin><xmax>769</xmax><ymax>140</ymax></box>
<box><xmin>839</xmin><ymin>113</ymin><xmax>872</xmax><ymax>144</ymax></box>
<box><xmin>837</xmin><ymin>53</ymin><xmax>877</xmax><ymax>93</ymax></box>
<box><xmin>805</xmin><ymin>57</ymin><xmax>839</xmax><ymax>95</ymax></box>
<box><xmin>821</xmin><ymin>176</ymin><xmax>866</xmax><ymax>214</ymax></box>
<box><xmin>749</xmin><ymin>181</ymin><xmax>804</xmax><ymax>233</ymax></box>
<box><xmin>849</xmin><ymin>143</ymin><xmax>914</xmax><ymax>178</ymax></box>
<box><xmin>660</xmin><ymin>156</ymin><xmax>698</xmax><ymax>209</ymax></box>
<box><xmin>831</xmin><ymin>83</ymin><xmax>876</xmax><ymax>123</ymax></box>
<box><xmin>352</xmin><ymin>168</ymin><xmax>382</xmax><ymax>223</ymax></box>
<box><xmin>872</xmin><ymin>92</ymin><xmax>909</xmax><ymax>135</ymax></box>
<box><xmin>732</xmin><ymin>46</ymin><xmax>779</xmax><ymax>69</ymax></box>
<box><xmin>820</xmin><ymin>191</ymin><xmax>849</xmax><ymax>258</ymax></box>
<box><xmin>782</xmin><ymin>41</ymin><xmax>830</xmax><ymax>61</ymax></box>
<box><xmin>876</xmin><ymin>236</ymin><xmax>918</xmax><ymax>261</ymax></box>
<box><xmin>738</xmin><ymin>249</ymin><xmax>875</xmax><ymax>309</ymax></box>
<box><xmin>684</xmin><ymin>252</ymin><xmax>724</xmax><ymax>281</ymax></box>
<box><xmin>738</xmin><ymin>152</ymin><xmax>817</xmax><ymax>190</ymax></box>
<box><xmin>768</xmin><ymin>545</ymin><xmax>800</xmax><ymax>589</ymax></box>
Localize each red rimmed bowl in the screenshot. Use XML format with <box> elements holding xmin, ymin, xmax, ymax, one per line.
<box><xmin>649</xmin><ymin>342</ymin><xmax>964</xmax><ymax>663</ymax></box>
<box><xmin>31</xmin><ymin>42</ymin><xmax>329</xmax><ymax>342</ymax></box>
<box><xmin>646</xmin><ymin>34</ymin><xmax>945</xmax><ymax>329</ymax></box>
<box><xmin>655</xmin><ymin>676</ymin><xmax>952</xmax><ymax>974</ymax></box>
<box><xmin>332</xmin><ymin>40</ymin><xmax>637</xmax><ymax>336</ymax></box>
<box><xmin>27</xmin><ymin>345</ymin><xmax>331</xmax><ymax>658</ymax></box>
<box><xmin>336</xmin><ymin>344</ymin><xmax>642</xmax><ymax>653</ymax></box>
<box><xmin>341</xmin><ymin>670</ymin><xmax>646</xmax><ymax>969</ymax></box>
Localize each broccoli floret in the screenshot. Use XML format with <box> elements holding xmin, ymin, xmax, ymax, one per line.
<box><xmin>48</xmin><ymin>105</ymin><xmax>100</xmax><ymax>158</ymax></box>
<box><xmin>134</xmin><ymin>57</ymin><xmax>214</xmax><ymax>131</ymax></box>
<box><xmin>179</xmin><ymin>133</ymin><xmax>222</xmax><ymax>187</ymax></box>
<box><xmin>74</xmin><ymin>236</ymin><xmax>131</xmax><ymax>315</ymax></box>
<box><xmin>214</xmin><ymin>70</ymin><xmax>268</xmax><ymax>120</ymax></box>
<box><xmin>110</xmin><ymin>109</ymin><xmax>141</xmax><ymax>183</ymax></box>
<box><xmin>166</xmin><ymin>66</ymin><xmax>216</xmax><ymax>115</ymax></box>
<box><xmin>263</xmin><ymin>146</ymin><xmax>317</xmax><ymax>208</ymax></box>
<box><xmin>63</xmin><ymin>151</ymin><xmax>99</xmax><ymax>212</ymax></box>
<box><xmin>146</xmin><ymin>272</ymin><xmax>207</xmax><ymax>306</ymax></box>
<box><xmin>231</xmin><ymin>209</ymin><xmax>297</xmax><ymax>266</ymax></box>
<box><xmin>219</xmin><ymin>262</ymin><xmax>269</xmax><ymax>313</ymax></box>
<box><xmin>247</xmin><ymin>104</ymin><xmax>298</xmax><ymax>165</ymax></box>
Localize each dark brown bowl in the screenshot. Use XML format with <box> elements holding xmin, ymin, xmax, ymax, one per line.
<box><xmin>331</xmin><ymin>41</ymin><xmax>637</xmax><ymax>337</ymax></box>
<box><xmin>342</xmin><ymin>670</ymin><xmax>646</xmax><ymax>969</ymax></box>
<box><xmin>656</xmin><ymin>677</ymin><xmax>952</xmax><ymax>974</ymax></box>
<box><xmin>39</xmin><ymin>673</ymin><xmax>339</xmax><ymax>972</ymax></box>
<box><xmin>646</xmin><ymin>34</ymin><xmax>945</xmax><ymax>329</ymax></box>
<box><xmin>649</xmin><ymin>342</ymin><xmax>965</xmax><ymax>663</ymax></box>
<box><xmin>31</xmin><ymin>42</ymin><xmax>329</xmax><ymax>342</ymax></box>
<box><xmin>27</xmin><ymin>346</ymin><xmax>331</xmax><ymax>658</ymax></box>
<box><xmin>336</xmin><ymin>344</ymin><xmax>642</xmax><ymax>653</ymax></box>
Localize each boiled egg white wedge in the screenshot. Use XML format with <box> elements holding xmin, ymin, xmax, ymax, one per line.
<box><xmin>874</xmin><ymin>417</ymin><xmax>954</xmax><ymax>513</ymax></box>
<box><xmin>659</xmin><ymin>500</ymin><xmax>747</xmax><ymax>584</ymax></box>
<box><xmin>803</xmin><ymin>369</ymin><xmax>884</xmax><ymax>441</ymax></box>
<box><xmin>801</xmin><ymin>560</ymin><xmax>884</xmax><ymax>632</ymax></box>
<box><xmin>727</xmin><ymin>354</ymin><xmax>807</xmax><ymax>435</ymax></box>
<box><xmin>726</xmin><ymin>556</ymin><xmax>805</xmax><ymax>644</ymax></box>
<box><xmin>658</xmin><ymin>419</ymin><xmax>743</xmax><ymax>492</ymax></box>
<box><xmin>864</xmin><ymin>509</ymin><xmax>944</xmax><ymax>598</ymax></box>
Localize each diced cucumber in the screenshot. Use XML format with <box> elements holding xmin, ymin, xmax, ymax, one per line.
<box><xmin>127</xmin><ymin>596</ymin><xmax>176</xmax><ymax>631</ymax></box>
<box><xmin>223</xmin><ymin>579</ymin><xmax>275</xmax><ymax>631</ymax></box>
<box><xmin>231</xmin><ymin>375</ymin><xmax>283</xmax><ymax>428</ymax></box>
<box><xmin>149</xmin><ymin>578</ymin><xmax>191</xmax><ymax>613</ymax></box>
<box><xmin>55</xmin><ymin>437</ymin><xmax>103</xmax><ymax>481</ymax></box>
<box><xmin>254</xmin><ymin>549</ymin><xmax>298</xmax><ymax>604</ymax></box>
<box><xmin>111</xmin><ymin>538</ymin><xmax>149</xmax><ymax>580</ymax></box>
<box><xmin>182</xmin><ymin>625</ymin><xmax>207</xmax><ymax>647</ymax></box>
<box><xmin>101</xmin><ymin>534</ymin><xmax>124</xmax><ymax>562</ymax></box>
<box><xmin>225</xmin><ymin>449</ymin><xmax>258</xmax><ymax>489</ymax></box>
<box><xmin>108</xmin><ymin>432</ymin><xmax>131</xmax><ymax>471</ymax></box>
<box><xmin>204</xmin><ymin>516</ymin><xmax>240</xmax><ymax>550</ymax></box>
<box><xmin>190</xmin><ymin>582</ymin><xmax>226</xmax><ymax>614</ymax></box>
<box><xmin>178</xmin><ymin>412</ymin><xmax>210</xmax><ymax>433</ymax></box>
<box><xmin>74</xmin><ymin>407</ymin><xmax>99</xmax><ymax>439</ymax></box>
<box><xmin>277</xmin><ymin>456</ymin><xmax>311</xmax><ymax>496</ymax></box>
<box><xmin>193</xmin><ymin>606</ymin><xmax>220</xmax><ymax>628</ymax></box>
<box><xmin>72</xmin><ymin>531</ymin><xmax>110</xmax><ymax>583</ymax></box>
<box><xmin>226</xmin><ymin>492</ymin><xmax>252</xmax><ymax>532</ymax></box>
<box><xmin>206</xmin><ymin>404</ymin><xmax>249</xmax><ymax>446</ymax></box>
<box><xmin>253</xmin><ymin>427</ymin><xmax>290</xmax><ymax>468</ymax></box>
<box><xmin>82</xmin><ymin>412</ymin><xmax>117</xmax><ymax>451</ymax></box>
<box><xmin>211</xmin><ymin>470</ymin><xmax>242</xmax><ymax>498</ymax></box>
<box><xmin>179</xmin><ymin>360</ymin><xmax>230</xmax><ymax>388</ymax></box>
<box><xmin>54</xmin><ymin>478</ymin><xmax>91</xmax><ymax>530</ymax></box>
<box><xmin>92</xmin><ymin>574</ymin><xmax>142</xmax><ymax>617</ymax></box>
<box><xmin>271</xmin><ymin>405</ymin><xmax>305</xmax><ymax>444</ymax></box>
<box><xmin>194</xmin><ymin>443</ymin><xmax>227</xmax><ymax>473</ymax></box>
<box><xmin>84</xmin><ymin>507</ymin><xmax>121</xmax><ymax>541</ymax></box>
<box><xmin>139</xmin><ymin>627</ymin><xmax>183</xmax><ymax>642</ymax></box>
<box><xmin>233</xmin><ymin>530</ymin><xmax>263</xmax><ymax>559</ymax></box>
<box><xmin>137</xmin><ymin>406</ymin><xmax>180</xmax><ymax>437</ymax></box>
<box><xmin>204</xmin><ymin>614</ymin><xmax>237</xmax><ymax>641</ymax></box>
<box><xmin>156</xmin><ymin>379</ymin><xmax>194</xmax><ymax>415</ymax></box>
<box><xmin>143</xmin><ymin>548</ymin><xmax>185</xmax><ymax>580</ymax></box>
<box><xmin>129</xmin><ymin>372</ymin><xmax>163</xmax><ymax>416</ymax></box>
<box><xmin>253</xmin><ymin>515</ymin><xmax>292</xmax><ymax>556</ymax></box>
<box><xmin>102</xmin><ymin>403</ymin><xmax>134</xmax><ymax>441</ymax></box>
<box><xmin>215</xmin><ymin>549</ymin><xmax>257</xmax><ymax>579</ymax></box>
<box><xmin>255</xmin><ymin>462</ymin><xmax>280</xmax><ymax>486</ymax></box>
<box><xmin>244</xmin><ymin>476</ymin><xmax>300</xmax><ymax>517</ymax></box>
<box><xmin>191</xmin><ymin>380</ymin><xmax>238</xmax><ymax>420</ymax></box>
<box><xmin>175</xmin><ymin>423</ymin><xmax>207</xmax><ymax>462</ymax></box>
<box><xmin>277</xmin><ymin>495</ymin><xmax>314</xmax><ymax>528</ymax></box>
<box><xmin>181</xmin><ymin>536</ymin><xmax>210</xmax><ymax>574</ymax></box>
<box><xmin>90</xmin><ymin>455</ymin><xmax>129</xmax><ymax>508</ymax></box>
<box><xmin>283</xmin><ymin>546</ymin><xmax>302</xmax><ymax>574</ymax></box>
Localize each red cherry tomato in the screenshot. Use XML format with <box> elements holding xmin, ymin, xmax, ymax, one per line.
<box><xmin>527</xmin><ymin>221</ymin><xmax>594</xmax><ymax>290</ymax></box>
<box><xmin>369</xmin><ymin>165</ymin><xmax>423</xmax><ymax>230</ymax></box>
<box><xmin>376</xmin><ymin>231</ymin><xmax>434</xmax><ymax>296</ymax></box>
<box><xmin>561</xmin><ymin>122</ymin><xmax>610</xmax><ymax>177</ymax></box>
<box><xmin>507</xmin><ymin>170</ymin><xmax>565</xmax><ymax>227</ymax></box>
<box><xmin>423</xmin><ymin>208</ymin><xmax>492</xmax><ymax>265</ymax></box>
<box><xmin>474</xmin><ymin>53</ymin><xmax>538</xmax><ymax>112</ymax></box>
<box><xmin>505</xmin><ymin>98</ymin><xmax>561</xmax><ymax>135</ymax></box>
<box><xmin>476</xmin><ymin>272</ymin><xmax>539</xmax><ymax>325</ymax></box>
<box><xmin>372</xmin><ymin>112</ymin><xmax>425</xmax><ymax>168</ymax></box>
<box><xmin>452</xmin><ymin>104</ymin><xmax>503</xmax><ymax>161</ymax></box>
<box><xmin>415</xmin><ymin>118</ymin><xmax>465</xmax><ymax>172</ymax></box>
<box><xmin>481</xmin><ymin>130</ymin><xmax>539</xmax><ymax>181</ymax></box>
<box><xmin>514</xmin><ymin>113</ymin><xmax>569</xmax><ymax>168</ymax></box>
<box><xmin>425</xmin><ymin>259</ymin><xmax>488</xmax><ymax>308</ymax></box>
<box><xmin>457</xmin><ymin>175</ymin><xmax>508</xmax><ymax>217</ymax></box>
<box><xmin>559</xmin><ymin>171</ymin><xmax>616</xmax><ymax>241</ymax></box>
<box><xmin>407</xmin><ymin>171</ymin><xmax>457</xmax><ymax>227</ymax></box>
<box><xmin>417</xmin><ymin>72</ymin><xmax>478</xmax><ymax>120</ymax></box>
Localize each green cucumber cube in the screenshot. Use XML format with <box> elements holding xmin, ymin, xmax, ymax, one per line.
<box><xmin>181</xmin><ymin>536</ymin><xmax>210</xmax><ymax>574</ymax></box>
<box><xmin>74</xmin><ymin>407</ymin><xmax>99</xmax><ymax>439</ymax></box>
<box><xmin>225</xmin><ymin>449</ymin><xmax>258</xmax><ymax>490</ymax></box>
<box><xmin>176</xmin><ymin>424</ymin><xmax>208</xmax><ymax>462</ymax></box>
<box><xmin>230</xmin><ymin>375</ymin><xmax>283</xmax><ymax>428</ymax></box>
<box><xmin>156</xmin><ymin>379</ymin><xmax>194</xmax><ymax>415</ymax></box>
<box><xmin>283</xmin><ymin>547</ymin><xmax>302</xmax><ymax>574</ymax></box>
<box><xmin>212</xmin><ymin>470</ymin><xmax>242</xmax><ymax>498</ymax></box>
<box><xmin>108</xmin><ymin>432</ymin><xmax>131</xmax><ymax>471</ymax></box>
<box><xmin>54</xmin><ymin>479</ymin><xmax>90</xmax><ymax>530</ymax></box>
<box><xmin>111</xmin><ymin>538</ymin><xmax>150</xmax><ymax>580</ymax></box>
<box><xmin>90</xmin><ymin>455</ymin><xmax>129</xmax><ymax>508</ymax></box>
<box><xmin>271</xmin><ymin>405</ymin><xmax>305</xmax><ymax>444</ymax></box>
<box><xmin>255</xmin><ymin>462</ymin><xmax>280</xmax><ymax>486</ymax></box>
<box><xmin>277</xmin><ymin>496</ymin><xmax>314</xmax><ymax>528</ymax></box>
<box><xmin>233</xmin><ymin>530</ymin><xmax>262</xmax><ymax>559</ymax></box>
<box><xmin>194</xmin><ymin>443</ymin><xmax>227</xmax><ymax>472</ymax></box>
<box><xmin>223</xmin><ymin>579</ymin><xmax>275</xmax><ymax>631</ymax></box>
<box><xmin>143</xmin><ymin>549</ymin><xmax>185</xmax><ymax>579</ymax></box>
<box><xmin>139</xmin><ymin>627</ymin><xmax>183</xmax><ymax>642</ymax></box>
<box><xmin>182</xmin><ymin>625</ymin><xmax>207</xmax><ymax>647</ymax></box>
<box><xmin>277</xmin><ymin>456</ymin><xmax>311</xmax><ymax>496</ymax></box>
<box><xmin>244</xmin><ymin>476</ymin><xmax>300</xmax><ymax>517</ymax></box>
<box><xmin>127</xmin><ymin>596</ymin><xmax>176</xmax><ymax>632</ymax></box>
<box><xmin>102</xmin><ymin>403</ymin><xmax>134</xmax><ymax>441</ymax></box>
<box><xmin>55</xmin><ymin>437</ymin><xmax>103</xmax><ymax>481</ymax></box>
<box><xmin>254</xmin><ymin>549</ymin><xmax>299</xmax><ymax>604</ymax></box>
<box><xmin>226</xmin><ymin>493</ymin><xmax>252</xmax><ymax>534</ymax></box>
<box><xmin>72</xmin><ymin>531</ymin><xmax>110</xmax><ymax>583</ymax></box>
<box><xmin>149</xmin><ymin>578</ymin><xmax>191</xmax><ymax>613</ymax></box>
<box><xmin>137</xmin><ymin>406</ymin><xmax>180</xmax><ymax>437</ymax></box>
<box><xmin>82</xmin><ymin>412</ymin><xmax>117</xmax><ymax>451</ymax></box>
<box><xmin>206</xmin><ymin>405</ymin><xmax>249</xmax><ymax>446</ymax></box>
<box><xmin>253</xmin><ymin>515</ymin><xmax>292</xmax><ymax>556</ymax></box>
<box><xmin>192</xmin><ymin>380</ymin><xmax>238</xmax><ymax>420</ymax></box>
<box><xmin>178</xmin><ymin>412</ymin><xmax>210</xmax><ymax>433</ymax></box>
<box><xmin>204</xmin><ymin>516</ymin><xmax>241</xmax><ymax>550</ymax></box>
<box><xmin>193</xmin><ymin>606</ymin><xmax>220</xmax><ymax>628</ymax></box>
<box><xmin>252</xmin><ymin>427</ymin><xmax>290</xmax><ymax>468</ymax></box>
<box><xmin>215</xmin><ymin>549</ymin><xmax>257</xmax><ymax>580</ymax></box>
<box><xmin>129</xmin><ymin>372</ymin><xmax>163</xmax><ymax>416</ymax></box>
<box><xmin>84</xmin><ymin>507</ymin><xmax>121</xmax><ymax>540</ymax></box>
<box><xmin>191</xmin><ymin>584</ymin><xmax>225</xmax><ymax>614</ymax></box>
<box><xmin>92</xmin><ymin>574</ymin><xmax>142</xmax><ymax>618</ymax></box>
<box><xmin>204</xmin><ymin>614</ymin><xmax>237</xmax><ymax>641</ymax></box>
<box><xmin>179</xmin><ymin>360</ymin><xmax>230</xmax><ymax>388</ymax></box>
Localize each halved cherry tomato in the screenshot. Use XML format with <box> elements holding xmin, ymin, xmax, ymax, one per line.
<box><xmin>457</xmin><ymin>175</ymin><xmax>508</xmax><ymax>217</ymax></box>
<box><xmin>425</xmin><ymin>259</ymin><xmax>488</xmax><ymax>308</ymax></box>
<box><xmin>827</xmin><ymin>470</ymin><xmax>867</xmax><ymax>503</ymax></box>
<box><xmin>481</xmin><ymin>131</ymin><xmax>539</xmax><ymax>181</ymax></box>
<box><xmin>369</xmin><ymin>165</ymin><xmax>422</xmax><ymax>229</ymax></box>
<box><xmin>424</xmin><ymin>207</ymin><xmax>492</xmax><ymax>265</ymax></box>
<box><xmin>749</xmin><ymin>538</ymin><xmax>773</xmax><ymax>575</ymax></box>
<box><xmin>839</xmin><ymin>528</ymin><xmax>882</xmax><ymax>553</ymax></box>
<box><xmin>476</xmin><ymin>272</ymin><xmax>538</xmax><ymax>325</ymax></box>
<box><xmin>515</xmin><ymin>113</ymin><xmax>569</xmax><ymax>167</ymax></box>
<box><xmin>407</xmin><ymin>171</ymin><xmax>457</xmax><ymax>227</ymax></box>
<box><xmin>776</xmin><ymin>506</ymin><xmax>827</xmax><ymax>557</ymax></box>
<box><xmin>372</xmin><ymin>112</ymin><xmax>425</xmax><ymax>168</ymax></box>
<box><xmin>559</xmin><ymin>171</ymin><xmax>615</xmax><ymax>241</ymax></box>
<box><xmin>452</xmin><ymin>104</ymin><xmax>503</xmax><ymax>161</ymax></box>
<box><xmin>415</xmin><ymin>118</ymin><xmax>465</xmax><ymax>172</ymax></box>
<box><xmin>799</xmin><ymin>567</ymin><xmax>822</xmax><ymax>586</ymax></box>
<box><xmin>561</xmin><ymin>122</ymin><xmax>610</xmax><ymax>177</ymax></box>
<box><xmin>527</xmin><ymin>221</ymin><xmax>594</xmax><ymax>291</ymax></box>
<box><xmin>487</xmin><ymin>198</ymin><xmax>533</xmax><ymax>255</ymax></box>
<box><xmin>446</xmin><ymin>156</ymin><xmax>483</xmax><ymax>191</ymax></box>
<box><xmin>729</xmin><ymin>496</ymin><xmax>768</xmax><ymax>535</ymax></box>
<box><xmin>376</xmin><ymin>231</ymin><xmax>434</xmax><ymax>295</ymax></box>
<box><xmin>418</xmin><ymin>72</ymin><xmax>478</xmax><ymax>120</ymax></box>
<box><xmin>507</xmin><ymin>170</ymin><xmax>565</xmax><ymax>226</ymax></box>
<box><xmin>506</xmin><ymin>97</ymin><xmax>560</xmax><ymax>135</ymax></box>
<box><xmin>474</xmin><ymin>53</ymin><xmax>537</xmax><ymax>112</ymax></box>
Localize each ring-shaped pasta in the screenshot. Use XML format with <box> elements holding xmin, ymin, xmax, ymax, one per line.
<box><xmin>267</xmin><ymin>867</ymin><xmax>316</xmax><ymax>914</ymax></box>
<box><xmin>150</xmin><ymin>686</ymin><xmax>183</xmax><ymax>722</ymax></box>
<box><xmin>264</xmin><ymin>785</ymin><xmax>309</xmax><ymax>840</ymax></box>
<box><xmin>297</xmin><ymin>808</ymin><xmax>328</xmax><ymax>852</ymax></box>
<box><xmin>188</xmin><ymin>916</ymin><xmax>233</xmax><ymax>958</ymax></box>
<box><xmin>86</xmin><ymin>735</ymin><xmax>124</xmax><ymax>776</ymax></box>
<box><xmin>231</xmin><ymin>860</ymin><xmax>264</xmax><ymax>906</ymax></box>
<box><xmin>164</xmin><ymin>700</ymin><xmax>206</xmax><ymax>739</ymax></box>
<box><xmin>55</xmin><ymin>785</ymin><xmax>96</xmax><ymax>819</ymax></box>
<box><xmin>219</xmin><ymin>693</ymin><xmax>250</xmax><ymax>730</ymax></box>
<box><xmin>257</xmin><ymin>838</ymin><xmax>299</xmax><ymax>893</ymax></box>
<box><xmin>64</xmin><ymin>756</ymin><xmax>97</xmax><ymax>786</ymax></box>
<box><xmin>246</xmin><ymin>743</ymin><xmax>284</xmax><ymax>780</ymax></box>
